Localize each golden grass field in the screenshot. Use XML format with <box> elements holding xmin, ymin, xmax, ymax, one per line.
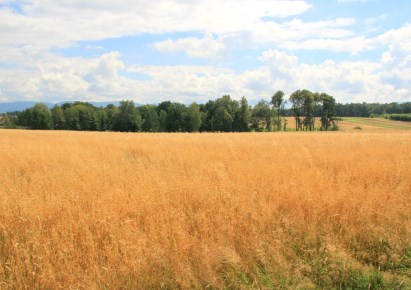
<box><xmin>1</xmin><ymin>129</ymin><xmax>410</xmax><ymax>289</ymax></box>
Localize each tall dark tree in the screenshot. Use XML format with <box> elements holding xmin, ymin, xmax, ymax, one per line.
<box><xmin>251</xmin><ymin>100</ymin><xmax>273</xmax><ymax>132</ymax></box>
<box><xmin>105</xmin><ymin>104</ymin><xmax>119</xmax><ymax>130</ymax></box>
<box><xmin>215</xmin><ymin>95</ymin><xmax>239</xmax><ymax>118</ymax></box>
<box><xmin>301</xmin><ymin>89</ymin><xmax>315</xmax><ymax>131</ymax></box>
<box><xmin>77</xmin><ymin>104</ymin><xmax>99</xmax><ymax>131</ymax></box>
<box><xmin>97</xmin><ymin>108</ymin><xmax>108</xmax><ymax>131</ymax></box>
<box><xmin>234</xmin><ymin>96</ymin><xmax>250</xmax><ymax>132</ymax></box>
<box><xmin>165</xmin><ymin>102</ymin><xmax>187</xmax><ymax>132</ymax></box>
<box><xmin>185</xmin><ymin>103</ymin><xmax>202</xmax><ymax>132</ymax></box>
<box><xmin>64</xmin><ymin>106</ymin><xmax>80</xmax><ymax>130</ymax></box>
<box><xmin>157</xmin><ymin>101</ymin><xmax>172</xmax><ymax>114</ymax></box>
<box><xmin>141</xmin><ymin>105</ymin><xmax>160</xmax><ymax>132</ymax></box>
<box><xmin>209</xmin><ymin>95</ymin><xmax>239</xmax><ymax>132</ymax></box>
<box><xmin>320</xmin><ymin>93</ymin><xmax>336</xmax><ymax>131</ymax></box>
<box><xmin>199</xmin><ymin>100</ymin><xmax>216</xmax><ymax>132</ymax></box>
<box><xmin>211</xmin><ymin>106</ymin><xmax>233</xmax><ymax>132</ymax></box>
<box><xmin>27</xmin><ymin>103</ymin><xmax>53</xmax><ymax>130</ymax></box>
<box><xmin>271</xmin><ymin>90</ymin><xmax>284</xmax><ymax>131</ymax></box>
<box><xmin>289</xmin><ymin>90</ymin><xmax>304</xmax><ymax>131</ymax></box>
<box><xmin>158</xmin><ymin>109</ymin><xmax>168</xmax><ymax>132</ymax></box>
<box><xmin>113</xmin><ymin>100</ymin><xmax>142</xmax><ymax>132</ymax></box>
<box><xmin>51</xmin><ymin>105</ymin><xmax>65</xmax><ymax>130</ymax></box>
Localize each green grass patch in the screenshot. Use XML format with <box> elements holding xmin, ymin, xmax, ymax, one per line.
<box><xmin>342</xmin><ymin>118</ymin><xmax>411</xmax><ymax>130</ymax></box>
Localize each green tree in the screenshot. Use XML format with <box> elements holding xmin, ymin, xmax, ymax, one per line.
<box><xmin>28</xmin><ymin>103</ymin><xmax>53</xmax><ymax>130</ymax></box>
<box><xmin>76</xmin><ymin>104</ymin><xmax>100</xmax><ymax>131</ymax></box>
<box><xmin>63</xmin><ymin>106</ymin><xmax>80</xmax><ymax>130</ymax></box>
<box><xmin>215</xmin><ymin>95</ymin><xmax>239</xmax><ymax>122</ymax></box>
<box><xmin>3</xmin><ymin>115</ymin><xmax>17</xmax><ymax>129</ymax></box>
<box><xmin>158</xmin><ymin>109</ymin><xmax>168</xmax><ymax>132</ymax></box>
<box><xmin>157</xmin><ymin>101</ymin><xmax>172</xmax><ymax>114</ymax></box>
<box><xmin>301</xmin><ymin>89</ymin><xmax>315</xmax><ymax>131</ymax></box>
<box><xmin>165</xmin><ymin>102</ymin><xmax>187</xmax><ymax>132</ymax></box>
<box><xmin>211</xmin><ymin>106</ymin><xmax>233</xmax><ymax>132</ymax></box>
<box><xmin>185</xmin><ymin>103</ymin><xmax>202</xmax><ymax>132</ymax></box>
<box><xmin>209</xmin><ymin>95</ymin><xmax>239</xmax><ymax>132</ymax></box>
<box><xmin>51</xmin><ymin>105</ymin><xmax>65</xmax><ymax>130</ymax></box>
<box><xmin>113</xmin><ymin>100</ymin><xmax>142</xmax><ymax>132</ymax></box>
<box><xmin>320</xmin><ymin>93</ymin><xmax>337</xmax><ymax>131</ymax></box>
<box><xmin>199</xmin><ymin>100</ymin><xmax>216</xmax><ymax>132</ymax></box>
<box><xmin>313</xmin><ymin>92</ymin><xmax>321</xmax><ymax>130</ymax></box>
<box><xmin>141</xmin><ymin>105</ymin><xmax>160</xmax><ymax>132</ymax></box>
<box><xmin>97</xmin><ymin>108</ymin><xmax>108</xmax><ymax>131</ymax></box>
<box><xmin>233</xmin><ymin>96</ymin><xmax>250</xmax><ymax>132</ymax></box>
<box><xmin>105</xmin><ymin>104</ymin><xmax>119</xmax><ymax>131</ymax></box>
<box><xmin>289</xmin><ymin>90</ymin><xmax>304</xmax><ymax>131</ymax></box>
<box><xmin>251</xmin><ymin>100</ymin><xmax>273</xmax><ymax>132</ymax></box>
<box><xmin>271</xmin><ymin>90</ymin><xmax>284</xmax><ymax>131</ymax></box>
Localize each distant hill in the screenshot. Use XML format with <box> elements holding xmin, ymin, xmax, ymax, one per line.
<box><xmin>0</xmin><ymin>102</ymin><xmax>54</xmax><ymax>113</ymax></box>
<box><xmin>0</xmin><ymin>101</ymin><xmax>122</xmax><ymax>113</ymax></box>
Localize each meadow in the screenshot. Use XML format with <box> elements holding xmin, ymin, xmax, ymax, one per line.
<box><xmin>0</xmin><ymin>130</ymin><xmax>410</xmax><ymax>289</ymax></box>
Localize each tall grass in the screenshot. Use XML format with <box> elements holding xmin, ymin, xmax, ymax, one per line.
<box><xmin>0</xmin><ymin>130</ymin><xmax>410</xmax><ymax>289</ymax></box>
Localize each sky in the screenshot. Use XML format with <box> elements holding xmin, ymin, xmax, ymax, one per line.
<box><xmin>0</xmin><ymin>0</ymin><xmax>410</xmax><ymax>104</ymax></box>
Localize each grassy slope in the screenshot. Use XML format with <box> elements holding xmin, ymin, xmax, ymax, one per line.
<box><xmin>340</xmin><ymin>117</ymin><xmax>411</xmax><ymax>130</ymax></box>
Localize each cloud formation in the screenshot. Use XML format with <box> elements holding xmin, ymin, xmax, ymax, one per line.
<box><xmin>0</xmin><ymin>0</ymin><xmax>410</xmax><ymax>104</ymax></box>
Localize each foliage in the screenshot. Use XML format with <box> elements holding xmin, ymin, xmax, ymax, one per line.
<box><xmin>211</xmin><ymin>106</ymin><xmax>233</xmax><ymax>132</ymax></box>
<box><xmin>271</xmin><ymin>90</ymin><xmax>284</xmax><ymax>131</ymax></box>
<box><xmin>386</xmin><ymin>113</ymin><xmax>411</xmax><ymax>122</ymax></box>
<box><xmin>289</xmin><ymin>89</ymin><xmax>304</xmax><ymax>131</ymax></box>
<box><xmin>1</xmin><ymin>115</ymin><xmax>17</xmax><ymax>129</ymax></box>
<box><xmin>250</xmin><ymin>99</ymin><xmax>273</xmax><ymax>132</ymax></box>
<box><xmin>18</xmin><ymin>103</ymin><xmax>53</xmax><ymax>130</ymax></box>
<box><xmin>13</xmin><ymin>94</ymin><xmax>411</xmax><ymax>133</ymax></box>
<box><xmin>51</xmin><ymin>104</ymin><xmax>65</xmax><ymax>130</ymax></box>
<box><xmin>185</xmin><ymin>103</ymin><xmax>202</xmax><ymax>132</ymax></box>
<box><xmin>233</xmin><ymin>96</ymin><xmax>250</xmax><ymax>132</ymax></box>
<box><xmin>140</xmin><ymin>105</ymin><xmax>160</xmax><ymax>132</ymax></box>
<box><xmin>336</xmin><ymin>102</ymin><xmax>411</xmax><ymax>117</ymax></box>
<box><xmin>112</xmin><ymin>100</ymin><xmax>142</xmax><ymax>132</ymax></box>
<box><xmin>289</xmin><ymin>90</ymin><xmax>337</xmax><ymax>131</ymax></box>
<box><xmin>320</xmin><ymin>93</ymin><xmax>337</xmax><ymax>131</ymax></box>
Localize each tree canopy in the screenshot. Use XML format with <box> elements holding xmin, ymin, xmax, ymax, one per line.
<box><xmin>10</xmin><ymin>93</ymin><xmax>411</xmax><ymax>132</ymax></box>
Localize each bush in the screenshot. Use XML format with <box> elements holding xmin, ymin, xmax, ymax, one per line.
<box><xmin>388</xmin><ymin>114</ymin><xmax>411</xmax><ymax>122</ymax></box>
<box><xmin>331</xmin><ymin>123</ymin><xmax>340</xmax><ymax>131</ymax></box>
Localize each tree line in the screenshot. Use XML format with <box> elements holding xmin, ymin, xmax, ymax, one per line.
<box><xmin>383</xmin><ymin>114</ymin><xmax>411</xmax><ymax>122</ymax></box>
<box><xmin>335</xmin><ymin>102</ymin><xmax>411</xmax><ymax>117</ymax></box>
<box><xmin>3</xmin><ymin>91</ymin><xmax>410</xmax><ymax>132</ymax></box>
<box><xmin>5</xmin><ymin>89</ymin><xmax>341</xmax><ymax>132</ymax></box>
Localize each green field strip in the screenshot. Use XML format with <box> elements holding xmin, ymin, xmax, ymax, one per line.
<box><xmin>341</xmin><ymin>118</ymin><xmax>411</xmax><ymax>130</ymax></box>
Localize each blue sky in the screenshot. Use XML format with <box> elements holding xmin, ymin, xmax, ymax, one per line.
<box><xmin>0</xmin><ymin>0</ymin><xmax>410</xmax><ymax>104</ymax></box>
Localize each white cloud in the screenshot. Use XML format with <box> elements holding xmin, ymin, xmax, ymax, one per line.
<box><xmin>0</xmin><ymin>52</ymin><xmax>128</xmax><ymax>102</ymax></box>
<box><xmin>338</xmin><ymin>0</ymin><xmax>375</xmax><ymax>2</ymax></box>
<box><xmin>0</xmin><ymin>0</ymin><xmax>311</xmax><ymax>50</ymax></box>
<box><xmin>0</xmin><ymin>1</ymin><xmax>410</xmax><ymax>104</ymax></box>
<box><xmin>377</xmin><ymin>23</ymin><xmax>411</xmax><ymax>46</ymax></box>
<box><xmin>0</xmin><ymin>45</ymin><xmax>409</xmax><ymax>104</ymax></box>
<box><xmin>154</xmin><ymin>33</ymin><xmax>227</xmax><ymax>60</ymax></box>
<box><xmin>153</xmin><ymin>17</ymin><xmax>358</xmax><ymax>59</ymax></box>
<box><xmin>0</xmin><ymin>87</ymin><xmax>6</xmax><ymax>102</ymax></box>
<box><xmin>281</xmin><ymin>36</ymin><xmax>376</xmax><ymax>55</ymax></box>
